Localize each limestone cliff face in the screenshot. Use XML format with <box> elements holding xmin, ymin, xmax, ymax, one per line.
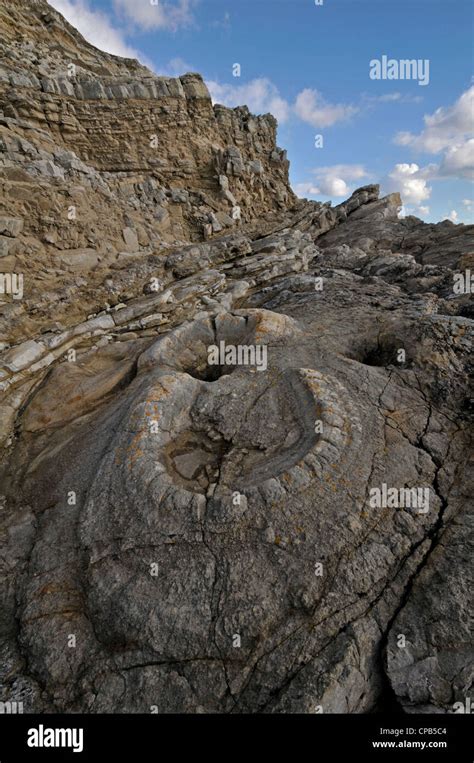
<box><xmin>0</xmin><ymin>0</ymin><xmax>293</xmax><ymax>343</ymax></box>
<box><xmin>0</xmin><ymin>0</ymin><xmax>291</xmax><ymax>203</ymax></box>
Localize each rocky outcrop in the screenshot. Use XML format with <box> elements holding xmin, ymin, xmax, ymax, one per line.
<box><xmin>0</xmin><ymin>0</ymin><xmax>472</xmax><ymax>715</ymax></box>
<box><xmin>0</xmin><ymin>0</ymin><xmax>294</xmax><ymax>345</ymax></box>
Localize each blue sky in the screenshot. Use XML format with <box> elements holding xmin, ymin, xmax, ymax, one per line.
<box><xmin>50</xmin><ymin>0</ymin><xmax>473</xmax><ymax>223</ymax></box>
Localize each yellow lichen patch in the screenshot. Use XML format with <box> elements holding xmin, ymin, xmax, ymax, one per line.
<box><xmin>126</xmin><ymin>430</ymin><xmax>147</xmax><ymax>469</ymax></box>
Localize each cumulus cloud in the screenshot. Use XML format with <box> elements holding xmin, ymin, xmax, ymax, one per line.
<box><xmin>385</xmin><ymin>163</ymin><xmax>431</xmax><ymax>206</ymax></box>
<box><xmin>394</xmin><ymin>87</ymin><xmax>474</xmax><ymax>180</ymax></box>
<box><xmin>321</xmin><ymin>164</ymin><xmax>368</xmax><ymax>181</ymax></box>
<box><xmin>113</xmin><ymin>0</ymin><xmax>195</xmax><ymax>31</ymax></box>
<box><xmin>319</xmin><ymin>177</ymin><xmax>350</xmax><ymax>196</ymax></box>
<box><xmin>314</xmin><ymin>164</ymin><xmax>368</xmax><ymax>196</ymax></box>
<box><xmin>438</xmin><ymin>203</ymin><xmax>472</xmax><ymax>224</ymax></box>
<box><xmin>294</xmin><ymin>88</ymin><xmax>358</xmax><ymax>128</ymax></box>
<box><xmin>399</xmin><ymin>204</ymin><xmax>430</xmax><ymax>220</ymax></box>
<box><xmin>439</xmin><ymin>138</ymin><xmax>474</xmax><ymax>179</ymax></box>
<box><xmin>207</xmin><ymin>78</ymin><xmax>290</xmax><ymax>123</ymax></box>
<box><xmin>460</xmin><ymin>200</ymin><xmax>474</xmax><ymax>222</ymax></box>
<box><xmin>363</xmin><ymin>92</ymin><xmax>423</xmax><ymax>104</ymax></box>
<box><xmin>293</xmin><ymin>182</ymin><xmax>322</xmax><ymax>197</ymax></box>
<box><xmin>49</xmin><ymin>0</ymin><xmax>142</xmax><ymax>58</ymax></box>
<box><xmin>294</xmin><ymin>164</ymin><xmax>369</xmax><ymax>199</ymax></box>
<box><xmin>208</xmin><ymin>81</ymin><xmax>360</xmax><ymax>128</ymax></box>
<box><xmin>395</xmin><ymin>87</ymin><xmax>473</xmax><ymax>152</ymax></box>
<box><xmin>211</xmin><ymin>11</ymin><xmax>231</xmax><ymax>29</ymax></box>
<box><xmin>155</xmin><ymin>57</ymin><xmax>194</xmax><ymax>76</ymax></box>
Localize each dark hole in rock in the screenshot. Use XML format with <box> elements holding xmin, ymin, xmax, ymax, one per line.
<box><xmin>458</xmin><ymin>303</ymin><xmax>474</xmax><ymax>320</ymax></box>
<box><xmin>358</xmin><ymin>343</ymin><xmax>410</xmax><ymax>369</ymax></box>
<box><xmin>185</xmin><ymin>363</ymin><xmax>236</xmax><ymax>382</ymax></box>
<box><xmin>165</xmin><ymin>431</ymin><xmax>231</xmax><ymax>493</ymax></box>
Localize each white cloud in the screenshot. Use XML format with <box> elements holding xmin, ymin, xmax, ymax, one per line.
<box><xmin>315</xmin><ymin>164</ymin><xmax>368</xmax><ymax>197</ymax></box>
<box><xmin>363</xmin><ymin>92</ymin><xmax>423</xmax><ymax>104</ymax></box>
<box><xmin>439</xmin><ymin>138</ymin><xmax>474</xmax><ymax>179</ymax></box>
<box><xmin>376</xmin><ymin>93</ymin><xmax>404</xmax><ymax>103</ymax></box>
<box><xmin>211</xmin><ymin>11</ymin><xmax>231</xmax><ymax>29</ymax></box>
<box><xmin>113</xmin><ymin>0</ymin><xmax>195</xmax><ymax>31</ymax></box>
<box><xmin>208</xmin><ymin>81</ymin><xmax>359</xmax><ymax>128</ymax></box>
<box><xmin>373</xmin><ymin>93</ymin><xmax>403</xmax><ymax>102</ymax></box>
<box><xmin>155</xmin><ymin>57</ymin><xmax>194</xmax><ymax>76</ymax></box>
<box><xmin>317</xmin><ymin>164</ymin><xmax>368</xmax><ymax>182</ymax></box>
<box><xmin>394</xmin><ymin>87</ymin><xmax>474</xmax><ymax>180</ymax></box>
<box><xmin>399</xmin><ymin>204</ymin><xmax>430</xmax><ymax>220</ymax></box>
<box><xmin>207</xmin><ymin>78</ymin><xmax>290</xmax><ymax>123</ymax></box>
<box><xmin>313</xmin><ymin>176</ymin><xmax>349</xmax><ymax>196</ymax></box>
<box><xmin>294</xmin><ymin>88</ymin><xmax>358</xmax><ymax>128</ymax></box>
<box><xmin>49</xmin><ymin>0</ymin><xmax>143</xmax><ymax>59</ymax></box>
<box><xmin>294</xmin><ymin>164</ymin><xmax>369</xmax><ymax>199</ymax></box>
<box><xmin>446</xmin><ymin>209</ymin><xmax>459</xmax><ymax>223</ymax></box>
<box><xmin>385</xmin><ymin>163</ymin><xmax>431</xmax><ymax>206</ymax></box>
<box><xmin>293</xmin><ymin>182</ymin><xmax>322</xmax><ymax>197</ymax></box>
<box><xmin>460</xmin><ymin>200</ymin><xmax>474</xmax><ymax>223</ymax></box>
<box><xmin>395</xmin><ymin>87</ymin><xmax>473</xmax><ymax>153</ymax></box>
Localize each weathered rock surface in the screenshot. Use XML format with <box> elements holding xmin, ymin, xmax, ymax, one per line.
<box><xmin>0</xmin><ymin>0</ymin><xmax>472</xmax><ymax>715</ymax></box>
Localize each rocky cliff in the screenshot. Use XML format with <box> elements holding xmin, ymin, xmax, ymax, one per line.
<box><xmin>0</xmin><ymin>0</ymin><xmax>472</xmax><ymax>715</ymax></box>
<box><xmin>0</xmin><ymin>0</ymin><xmax>294</xmax><ymax>344</ymax></box>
